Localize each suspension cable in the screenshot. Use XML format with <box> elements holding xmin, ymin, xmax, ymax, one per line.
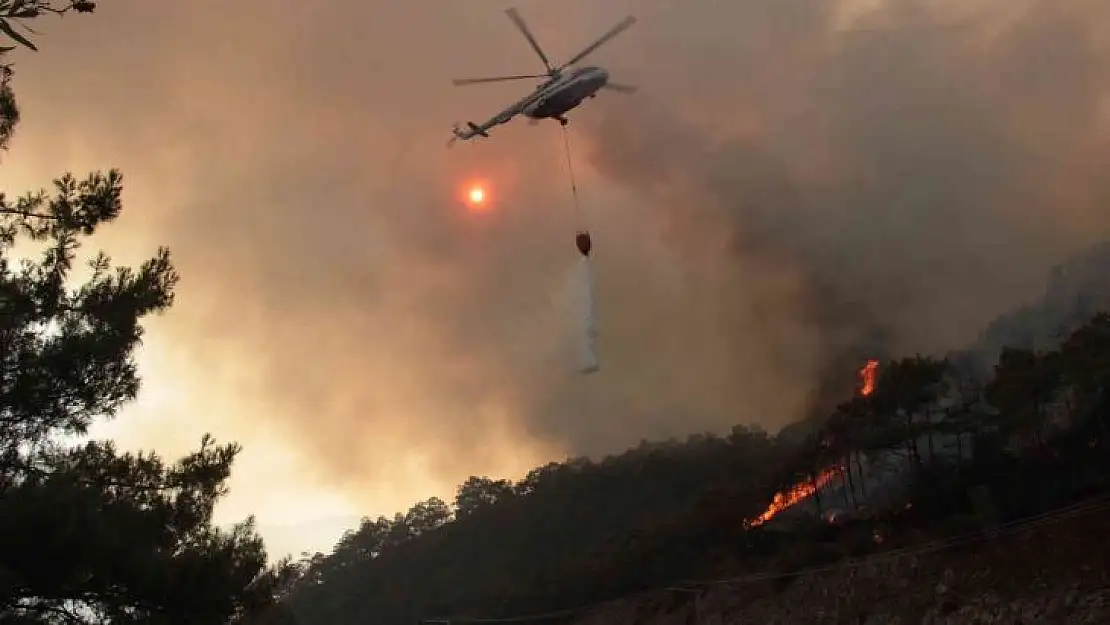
<box><xmin>560</xmin><ymin>124</ymin><xmax>586</xmax><ymax>227</ymax></box>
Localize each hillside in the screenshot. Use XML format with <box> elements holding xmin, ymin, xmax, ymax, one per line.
<box><xmin>569</xmin><ymin>498</ymin><xmax>1110</xmax><ymax>624</ymax></box>
<box><xmin>260</xmin><ymin>243</ymin><xmax>1110</xmax><ymax>625</ymax></box>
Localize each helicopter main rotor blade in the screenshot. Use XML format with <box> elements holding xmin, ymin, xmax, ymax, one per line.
<box><xmin>601</xmin><ymin>82</ymin><xmax>637</xmax><ymax>94</ymax></box>
<box><xmin>452</xmin><ymin>74</ymin><xmax>549</xmax><ymax>86</ymax></box>
<box><xmin>505</xmin><ymin>7</ymin><xmax>554</xmax><ymax>73</ymax></box>
<box><xmin>558</xmin><ymin>15</ymin><xmax>637</xmax><ymax>70</ymax></box>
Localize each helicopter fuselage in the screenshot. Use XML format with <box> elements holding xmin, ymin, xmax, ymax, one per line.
<box><xmin>449</xmin><ymin>9</ymin><xmax>636</xmax><ymax>143</ymax></box>
<box><xmin>522</xmin><ymin>66</ymin><xmax>609</xmax><ymax>122</ymax></box>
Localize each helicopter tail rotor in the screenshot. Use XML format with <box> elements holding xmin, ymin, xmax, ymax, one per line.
<box><xmin>447</xmin><ymin>122</ymin><xmax>466</xmax><ymax>148</ymax></box>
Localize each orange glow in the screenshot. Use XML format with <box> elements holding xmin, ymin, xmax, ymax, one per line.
<box><xmin>745</xmin><ymin>466</ymin><xmax>842</xmax><ymax>528</ymax></box>
<box><xmin>461</xmin><ymin>181</ymin><xmax>490</xmax><ymax>212</ymax></box>
<box><xmin>859</xmin><ymin>359</ymin><xmax>879</xmax><ymax>396</ymax></box>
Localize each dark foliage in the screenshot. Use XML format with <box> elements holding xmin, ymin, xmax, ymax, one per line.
<box><xmin>280</xmin><ymin>312</ymin><xmax>1110</xmax><ymax>625</ymax></box>
<box><xmin>0</xmin><ymin>6</ymin><xmax>296</xmax><ymax>624</ymax></box>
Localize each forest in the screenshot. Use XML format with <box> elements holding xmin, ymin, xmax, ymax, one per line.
<box><xmin>4</xmin><ymin>3</ymin><xmax>1110</xmax><ymax>625</ymax></box>
<box><xmin>271</xmin><ymin>258</ymin><xmax>1110</xmax><ymax>625</ymax></box>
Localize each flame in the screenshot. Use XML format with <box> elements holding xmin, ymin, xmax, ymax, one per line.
<box><xmin>859</xmin><ymin>359</ymin><xmax>879</xmax><ymax>396</ymax></box>
<box><xmin>742</xmin><ymin>359</ymin><xmax>878</xmax><ymax>530</ymax></box>
<box><xmin>745</xmin><ymin>466</ymin><xmax>842</xmax><ymax>528</ymax></box>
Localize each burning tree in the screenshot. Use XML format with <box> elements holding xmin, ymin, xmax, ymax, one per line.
<box><xmin>744</xmin><ymin>355</ymin><xmax>958</xmax><ymax>528</ymax></box>
<box><xmin>859</xmin><ymin>359</ymin><xmax>879</xmax><ymax>396</ymax></box>
<box><xmin>745</xmin><ymin>360</ymin><xmax>886</xmax><ymax>527</ymax></box>
<box><xmin>745</xmin><ymin>466</ymin><xmax>841</xmax><ymax>528</ymax></box>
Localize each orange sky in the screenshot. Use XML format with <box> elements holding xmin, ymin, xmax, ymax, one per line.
<box><xmin>5</xmin><ymin>0</ymin><xmax>1110</xmax><ymax>559</ymax></box>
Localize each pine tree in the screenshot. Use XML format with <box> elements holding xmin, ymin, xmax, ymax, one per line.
<box><xmin>0</xmin><ymin>3</ymin><xmax>295</xmax><ymax>623</ymax></box>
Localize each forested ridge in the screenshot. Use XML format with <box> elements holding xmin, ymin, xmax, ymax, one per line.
<box><xmin>273</xmin><ymin>244</ymin><xmax>1110</xmax><ymax>625</ymax></box>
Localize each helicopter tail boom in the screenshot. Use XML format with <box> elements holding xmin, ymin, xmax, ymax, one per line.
<box><xmin>448</xmin><ymin>122</ymin><xmax>490</xmax><ymax>146</ymax></box>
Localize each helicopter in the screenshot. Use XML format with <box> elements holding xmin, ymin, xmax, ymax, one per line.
<box><xmin>448</xmin><ymin>7</ymin><xmax>638</xmax><ymax>145</ymax></box>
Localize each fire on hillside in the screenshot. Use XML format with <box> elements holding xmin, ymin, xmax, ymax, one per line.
<box><xmin>744</xmin><ymin>360</ymin><xmax>880</xmax><ymax>528</ymax></box>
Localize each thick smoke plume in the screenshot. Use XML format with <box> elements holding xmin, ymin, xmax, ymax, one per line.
<box><xmin>8</xmin><ymin>0</ymin><xmax>1110</xmax><ymax>540</ymax></box>
<box><xmin>578</xmin><ymin>0</ymin><xmax>1110</xmax><ymax>422</ymax></box>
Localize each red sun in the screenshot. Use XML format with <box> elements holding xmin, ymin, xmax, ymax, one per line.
<box><xmin>462</xmin><ymin>181</ymin><xmax>491</xmax><ymax>212</ymax></box>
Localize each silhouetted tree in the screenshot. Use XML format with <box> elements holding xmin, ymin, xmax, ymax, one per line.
<box><xmin>868</xmin><ymin>356</ymin><xmax>948</xmax><ymax>466</ymax></box>
<box><xmin>984</xmin><ymin>347</ymin><xmax>1062</xmax><ymax>448</ymax></box>
<box><xmin>454</xmin><ymin>476</ymin><xmax>514</xmax><ymax>517</ymax></box>
<box><xmin>1060</xmin><ymin>313</ymin><xmax>1110</xmax><ymax>404</ymax></box>
<box><xmin>0</xmin><ymin>6</ymin><xmax>292</xmax><ymax>623</ymax></box>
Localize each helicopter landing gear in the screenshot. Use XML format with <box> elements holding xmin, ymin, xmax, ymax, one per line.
<box><xmin>555</xmin><ymin>114</ymin><xmax>569</xmax><ymax>126</ymax></box>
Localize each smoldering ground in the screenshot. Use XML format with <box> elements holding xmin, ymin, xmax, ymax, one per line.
<box><xmin>7</xmin><ymin>0</ymin><xmax>1110</xmax><ymax>521</ymax></box>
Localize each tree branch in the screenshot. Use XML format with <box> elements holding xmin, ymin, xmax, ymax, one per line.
<box><xmin>0</xmin><ymin>206</ymin><xmax>56</xmax><ymax>221</ymax></box>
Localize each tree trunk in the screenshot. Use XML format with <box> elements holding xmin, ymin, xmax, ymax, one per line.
<box><xmin>810</xmin><ymin>469</ymin><xmax>824</xmax><ymax>520</ymax></box>
<box><xmin>839</xmin><ymin>462</ymin><xmax>852</xmax><ymax>511</ymax></box>
<box><xmin>1089</xmin><ymin>388</ymin><xmax>1110</xmax><ymax>449</ymax></box>
<box><xmin>854</xmin><ymin>450</ymin><xmax>868</xmax><ymax>504</ymax></box>
<box><xmin>905</xmin><ymin>412</ymin><xmax>920</xmax><ymax>468</ymax></box>
<box><xmin>843</xmin><ymin>454</ymin><xmax>857</xmax><ymax>510</ymax></box>
<box><xmin>1032</xmin><ymin>399</ymin><xmax>1050</xmax><ymax>454</ymax></box>
<box><xmin>925</xmin><ymin>408</ymin><xmax>936</xmax><ymax>463</ymax></box>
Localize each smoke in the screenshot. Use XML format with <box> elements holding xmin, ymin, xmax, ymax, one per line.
<box><xmin>7</xmin><ymin>0</ymin><xmax>1110</xmax><ymax>530</ymax></box>
<box><xmin>577</xmin><ymin>0</ymin><xmax>1110</xmax><ymax>420</ymax></box>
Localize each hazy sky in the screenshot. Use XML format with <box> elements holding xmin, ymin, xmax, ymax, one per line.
<box><xmin>3</xmin><ymin>0</ymin><xmax>1110</xmax><ymax>558</ymax></box>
